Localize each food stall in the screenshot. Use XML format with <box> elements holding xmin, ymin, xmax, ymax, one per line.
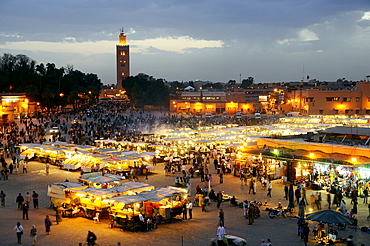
<box><xmin>108</xmin><ymin>195</ymin><xmax>148</xmax><ymax>231</ymax></box>
<box><xmin>139</xmin><ymin>186</ymin><xmax>188</xmax><ymax>220</ymax></box>
<box><xmin>47</xmin><ymin>181</ymin><xmax>88</xmax><ymax>208</ymax></box>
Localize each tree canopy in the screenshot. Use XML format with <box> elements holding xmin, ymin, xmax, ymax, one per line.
<box><xmin>0</xmin><ymin>53</ymin><xmax>102</xmax><ymax>110</ymax></box>
<box><xmin>121</xmin><ymin>73</ymin><xmax>169</xmax><ymax>108</ymax></box>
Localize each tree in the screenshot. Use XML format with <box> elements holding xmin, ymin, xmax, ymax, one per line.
<box><xmin>0</xmin><ymin>53</ymin><xmax>103</xmax><ymax>110</ymax></box>
<box><xmin>122</xmin><ymin>73</ymin><xmax>170</xmax><ymax>108</ymax></box>
<box><xmin>227</xmin><ymin>80</ymin><xmax>236</xmax><ymax>85</ymax></box>
<box><xmin>241</xmin><ymin>77</ymin><xmax>254</xmax><ymax>88</ymax></box>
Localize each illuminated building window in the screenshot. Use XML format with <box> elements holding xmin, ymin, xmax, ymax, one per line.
<box><xmin>356</xmin><ymin>97</ymin><xmax>360</xmax><ymax>102</ymax></box>
<box><xmin>326</xmin><ymin>97</ymin><xmax>340</xmax><ymax>102</ymax></box>
<box><xmin>343</xmin><ymin>97</ymin><xmax>351</xmax><ymax>102</ymax></box>
<box><xmin>120</xmin><ymin>51</ymin><xmax>126</xmax><ymax>56</ymax></box>
<box><xmin>121</xmin><ymin>72</ymin><xmax>125</xmax><ymax>76</ymax></box>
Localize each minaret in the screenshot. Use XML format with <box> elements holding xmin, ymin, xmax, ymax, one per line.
<box><xmin>116</xmin><ymin>28</ymin><xmax>130</xmax><ymax>90</ymax></box>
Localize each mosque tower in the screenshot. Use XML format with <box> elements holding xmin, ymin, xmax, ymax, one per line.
<box><xmin>116</xmin><ymin>28</ymin><xmax>130</xmax><ymax>90</ymax></box>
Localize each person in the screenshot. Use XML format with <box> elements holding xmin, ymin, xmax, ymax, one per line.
<box><xmin>217</xmin><ymin>191</ymin><xmax>223</xmax><ymax>208</ymax></box>
<box><xmin>216</xmin><ymin>223</ymin><xmax>226</xmax><ymax>243</ymax></box>
<box><xmin>0</xmin><ymin>190</ymin><xmax>6</xmax><ymax>206</ymax></box>
<box><xmin>327</xmin><ymin>191</ymin><xmax>331</xmax><ymax>209</ymax></box>
<box><xmin>302</xmin><ymin>222</ymin><xmax>310</xmax><ymax>246</ymax></box>
<box><xmin>14</xmin><ymin>222</ymin><xmax>24</xmax><ymax>244</ymax></box>
<box><xmin>219</xmin><ymin>209</ymin><xmax>224</xmax><ymax>226</ymax></box>
<box><xmin>298</xmin><ymin>198</ymin><xmax>306</xmax><ymax>218</ymax></box>
<box><xmin>45</xmin><ymin>162</ymin><xmax>49</xmax><ymax>174</ymax></box>
<box><xmin>44</xmin><ymin>215</ymin><xmax>52</xmax><ymax>235</ymax></box>
<box><xmin>249</xmin><ymin>179</ymin><xmax>255</xmax><ymax>194</ymax></box>
<box><xmin>187</xmin><ymin>201</ymin><xmax>193</xmax><ymax>219</ymax></box>
<box><xmin>284</xmin><ymin>184</ymin><xmax>289</xmax><ymax>200</ymax></box>
<box><xmin>219</xmin><ymin>172</ymin><xmax>223</xmax><ymax>184</ymax></box>
<box><xmin>22</xmin><ymin>159</ymin><xmax>28</xmax><ymax>173</ymax></box>
<box><xmin>346</xmin><ymin>235</ymin><xmax>355</xmax><ymax>246</ymax></box>
<box><xmin>87</xmin><ymin>230</ymin><xmax>97</xmax><ymax>246</ymax></box>
<box><xmin>16</xmin><ymin>193</ymin><xmax>24</xmax><ymax>210</ymax></box>
<box><xmin>25</xmin><ymin>192</ymin><xmax>31</xmax><ymax>204</ymax></box>
<box><xmin>267</xmin><ymin>181</ymin><xmax>272</xmax><ymax>198</ymax></box>
<box><xmin>230</xmin><ymin>196</ymin><xmax>238</xmax><ymax>207</ymax></box>
<box><xmin>327</xmin><ymin>229</ymin><xmax>337</xmax><ymax>244</ymax></box>
<box><xmin>266</xmin><ymin>239</ymin><xmax>272</xmax><ymax>246</ymax></box>
<box><xmin>295</xmin><ymin>188</ymin><xmax>301</xmax><ymax>205</ymax></box>
<box><xmin>297</xmin><ymin>217</ymin><xmax>305</xmax><ymax>237</ymax></box>
<box><xmin>22</xmin><ymin>201</ymin><xmax>29</xmax><ymax>220</ymax></box>
<box><xmin>364</xmin><ymin>187</ymin><xmax>369</xmax><ymax>204</ymax></box>
<box><xmin>182</xmin><ymin>202</ymin><xmax>187</xmax><ymax>220</ymax></box>
<box><xmin>30</xmin><ymin>225</ymin><xmax>37</xmax><ymax>246</ymax></box>
<box><xmin>340</xmin><ymin>199</ymin><xmax>347</xmax><ymax>214</ymax></box>
<box><xmin>248</xmin><ymin>203</ymin><xmax>255</xmax><ymax>225</ymax></box>
<box><xmin>32</xmin><ymin>191</ymin><xmax>39</xmax><ymax>209</ymax></box>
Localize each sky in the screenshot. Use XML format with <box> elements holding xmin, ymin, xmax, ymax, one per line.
<box><xmin>1</xmin><ymin>0</ymin><xmax>370</xmax><ymax>85</ymax></box>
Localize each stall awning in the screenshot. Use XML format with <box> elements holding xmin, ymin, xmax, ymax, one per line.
<box><xmin>109</xmin><ymin>195</ymin><xmax>148</xmax><ymax>205</ymax></box>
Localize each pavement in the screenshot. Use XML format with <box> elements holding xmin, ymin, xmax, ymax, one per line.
<box><xmin>1</xmin><ymin>157</ymin><xmax>370</xmax><ymax>246</ymax></box>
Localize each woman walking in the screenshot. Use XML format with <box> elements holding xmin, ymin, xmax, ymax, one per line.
<box><xmin>44</xmin><ymin>215</ymin><xmax>52</xmax><ymax>235</ymax></box>
<box><xmin>14</xmin><ymin>222</ymin><xmax>24</xmax><ymax>244</ymax></box>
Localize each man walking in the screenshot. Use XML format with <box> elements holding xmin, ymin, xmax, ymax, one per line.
<box><xmin>187</xmin><ymin>201</ymin><xmax>193</xmax><ymax>219</ymax></box>
<box><xmin>219</xmin><ymin>209</ymin><xmax>224</xmax><ymax>226</ymax></box>
<box><xmin>363</xmin><ymin>187</ymin><xmax>369</xmax><ymax>204</ymax></box>
<box><xmin>30</xmin><ymin>225</ymin><xmax>37</xmax><ymax>246</ymax></box>
<box><xmin>0</xmin><ymin>190</ymin><xmax>6</xmax><ymax>206</ymax></box>
<box><xmin>182</xmin><ymin>202</ymin><xmax>187</xmax><ymax>220</ymax></box>
<box><xmin>267</xmin><ymin>181</ymin><xmax>272</xmax><ymax>198</ymax></box>
<box><xmin>32</xmin><ymin>191</ymin><xmax>39</xmax><ymax>209</ymax></box>
<box><xmin>16</xmin><ymin>193</ymin><xmax>24</xmax><ymax>210</ymax></box>
<box><xmin>248</xmin><ymin>204</ymin><xmax>255</xmax><ymax>225</ymax></box>
<box><xmin>284</xmin><ymin>184</ymin><xmax>289</xmax><ymax>200</ymax></box>
<box><xmin>216</xmin><ymin>223</ymin><xmax>226</xmax><ymax>244</ymax></box>
<box><xmin>22</xmin><ymin>202</ymin><xmax>29</xmax><ymax>220</ymax></box>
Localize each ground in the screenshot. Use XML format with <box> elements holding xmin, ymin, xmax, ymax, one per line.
<box><xmin>1</xmin><ymin>157</ymin><xmax>369</xmax><ymax>246</ymax></box>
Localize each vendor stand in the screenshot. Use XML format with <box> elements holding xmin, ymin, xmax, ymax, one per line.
<box><xmin>139</xmin><ymin>186</ymin><xmax>188</xmax><ymax>221</ymax></box>
<box><xmin>107</xmin><ymin>195</ymin><xmax>148</xmax><ymax>231</ymax></box>
<box><xmin>47</xmin><ymin>181</ymin><xmax>88</xmax><ymax>209</ymax></box>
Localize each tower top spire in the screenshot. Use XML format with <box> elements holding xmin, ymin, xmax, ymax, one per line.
<box><xmin>118</xmin><ymin>28</ymin><xmax>127</xmax><ymax>46</ymax></box>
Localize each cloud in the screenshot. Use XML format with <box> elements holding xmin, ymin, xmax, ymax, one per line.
<box><xmin>361</xmin><ymin>11</ymin><xmax>370</xmax><ymax>20</ymax></box>
<box><xmin>132</xmin><ymin>36</ymin><xmax>224</xmax><ymax>54</ymax></box>
<box><xmin>0</xmin><ymin>36</ymin><xmax>224</xmax><ymax>56</ymax></box>
<box><xmin>0</xmin><ymin>33</ymin><xmax>23</xmax><ymax>38</ymax></box>
<box><xmin>277</xmin><ymin>28</ymin><xmax>319</xmax><ymax>45</ymax></box>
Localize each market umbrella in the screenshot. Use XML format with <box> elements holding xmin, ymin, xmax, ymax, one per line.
<box><xmin>288</xmin><ymin>184</ymin><xmax>295</xmax><ymax>208</ymax></box>
<box><xmin>306</xmin><ymin>209</ymin><xmax>354</xmax><ymax>225</ymax></box>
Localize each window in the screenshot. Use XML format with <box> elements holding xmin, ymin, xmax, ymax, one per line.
<box><xmin>368</xmin><ymin>97</ymin><xmax>370</xmax><ymax>102</ymax></box>
<box><xmin>343</xmin><ymin>97</ymin><xmax>351</xmax><ymax>102</ymax></box>
<box><xmin>306</xmin><ymin>97</ymin><xmax>314</xmax><ymax>102</ymax></box>
<box><xmin>326</xmin><ymin>97</ymin><xmax>340</xmax><ymax>101</ymax></box>
<box><xmin>319</xmin><ymin>110</ymin><xmax>323</xmax><ymax>114</ymax></box>
<box><xmin>355</xmin><ymin>109</ymin><xmax>360</xmax><ymax>114</ymax></box>
<box><xmin>121</xmin><ymin>72</ymin><xmax>125</xmax><ymax>76</ymax></box>
<box><xmin>334</xmin><ymin>109</ymin><xmax>339</xmax><ymax>114</ymax></box>
<box><xmin>356</xmin><ymin>97</ymin><xmax>360</xmax><ymax>102</ymax></box>
<box><xmin>120</xmin><ymin>51</ymin><xmax>126</xmax><ymax>56</ymax></box>
<box><xmin>366</xmin><ymin>109</ymin><xmax>370</xmax><ymax>115</ymax></box>
<box><xmin>345</xmin><ymin>109</ymin><xmax>349</xmax><ymax>114</ymax></box>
